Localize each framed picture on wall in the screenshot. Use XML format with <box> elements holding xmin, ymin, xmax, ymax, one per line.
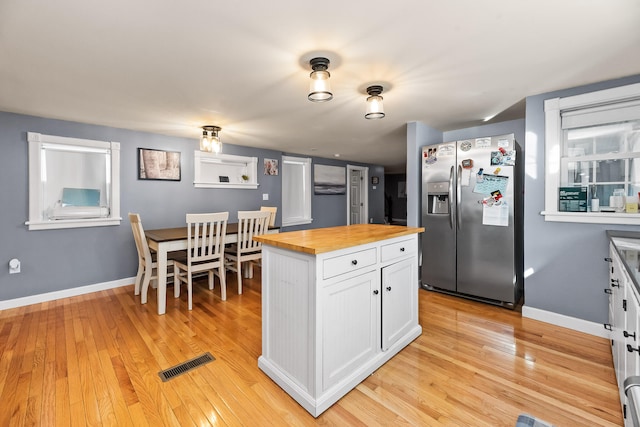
<box><xmin>264</xmin><ymin>158</ymin><xmax>279</xmax><ymax>175</ymax></box>
<box><xmin>314</xmin><ymin>164</ymin><xmax>346</xmax><ymax>195</ymax></box>
<box><xmin>138</xmin><ymin>148</ymin><xmax>181</xmax><ymax>181</ymax></box>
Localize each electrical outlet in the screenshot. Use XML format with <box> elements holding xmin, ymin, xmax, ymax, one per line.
<box><xmin>262</xmin><ymin>193</ymin><xmax>269</xmax><ymax>201</ymax></box>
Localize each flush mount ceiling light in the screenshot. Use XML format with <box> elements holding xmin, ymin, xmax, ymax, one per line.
<box><xmin>200</xmin><ymin>125</ymin><xmax>222</xmax><ymax>153</ymax></box>
<box><xmin>365</xmin><ymin>85</ymin><xmax>385</xmax><ymax>119</ymax></box>
<box><xmin>308</xmin><ymin>57</ymin><xmax>333</xmax><ymax>102</ymax></box>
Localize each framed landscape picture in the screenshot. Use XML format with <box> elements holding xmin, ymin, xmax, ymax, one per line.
<box><xmin>138</xmin><ymin>148</ymin><xmax>181</xmax><ymax>181</ymax></box>
<box><xmin>314</xmin><ymin>164</ymin><xmax>346</xmax><ymax>195</ymax></box>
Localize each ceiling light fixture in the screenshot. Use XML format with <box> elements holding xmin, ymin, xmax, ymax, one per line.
<box><xmin>308</xmin><ymin>57</ymin><xmax>333</xmax><ymax>102</ymax></box>
<box><xmin>200</xmin><ymin>125</ymin><xmax>222</xmax><ymax>153</ymax></box>
<box><xmin>365</xmin><ymin>85</ymin><xmax>385</xmax><ymax>119</ymax></box>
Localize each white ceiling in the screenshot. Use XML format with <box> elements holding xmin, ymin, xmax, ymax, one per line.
<box><xmin>1</xmin><ymin>1</ymin><xmax>639</xmax><ymax>172</ymax></box>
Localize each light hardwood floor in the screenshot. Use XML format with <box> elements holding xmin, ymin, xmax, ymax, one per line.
<box><xmin>0</xmin><ymin>271</ymin><xmax>622</xmax><ymax>426</ymax></box>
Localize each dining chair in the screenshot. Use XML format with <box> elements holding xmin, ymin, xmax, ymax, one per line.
<box><xmin>173</xmin><ymin>212</ymin><xmax>229</xmax><ymax>309</ymax></box>
<box><xmin>128</xmin><ymin>213</ymin><xmax>182</xmax><ymax>305</ymax></box>
<box><xmin>225</xmin><ymin>210</ymin><xmax>271</xmax><ymax>295</ymax></box>
<box><xmin>260</xmin><ymin>206</ymin><xmax>278</xmax><ymax>227</ymax></box>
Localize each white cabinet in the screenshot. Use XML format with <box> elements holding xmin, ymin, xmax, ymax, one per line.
<box><xmin>322</xmin><ymin>270</ymin><xmax>379</xmax><ymax>392</ymax></box>
<box><xmin>382</xmin><ymin>257</ymin><xmax>417</xmax><ymax>351</ymax></box>
<box><xmin>258</xmin><ymin>232</ymin><xmax>422</xmax><ymax>417</ymax></box>
<box><xmin>608</xmin><ymin>238</ymin><xmax>640</xmax><ymax>425</ymax></box>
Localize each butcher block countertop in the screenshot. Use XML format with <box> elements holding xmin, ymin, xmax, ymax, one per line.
<box><xmin>253</xmin><ymin>224</ymin><xmax>425</xmax><ymax>255</ymax></box>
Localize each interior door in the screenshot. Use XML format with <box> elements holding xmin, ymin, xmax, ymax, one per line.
<box><xmin>350</xmin><ymin>169</ymin><xmax>362</xmax><ymax>224</ymax></box>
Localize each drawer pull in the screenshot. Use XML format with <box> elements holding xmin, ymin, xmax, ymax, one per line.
<box><xmin>611</xmin><ymin>278</ymin><xmax>620</xmax><ymax>287</ymax></box>
<box><xmin>351</xmin><ymin>260</ymin><xmax>358</xmax><ymax>265</ymax></box>
<box><xmin>400</xmin><ymin>247</ymin><xmax>405</xmax><ymax>252</ymax></box>
<box><xmin>604</xmin><ymin>323</ymin><xmax>613</xmax><ymax>331</ymax></box>
<box><xmin>625</xmin><ymin>331</ymin><xmax>637</xmax><ymax>340</ymax></box>
<box><xmin>604</xmin><ymin>289</ymin><xmax>612</xmax><ymax>294</ymax></box>
<box><xmin>373</xmin><ymin>290</ymin><xmax>379</xmax><ymax>295</ymax></box>
<box><xmin>386</xmin><ymin>286</ymin><xmax>392</xmax><ymax>291</ymax></box>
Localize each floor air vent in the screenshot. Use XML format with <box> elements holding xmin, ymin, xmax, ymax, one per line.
<box><xmin>158</xmin><ymin>352</ymin><xmax>215</xmax><ymax>382</ymax></box>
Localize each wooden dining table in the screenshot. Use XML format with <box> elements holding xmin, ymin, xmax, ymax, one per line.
<box><xmin>145</xmin><ymin>223</ymin><xmax>279</xmax><ymax>315</ymax></box>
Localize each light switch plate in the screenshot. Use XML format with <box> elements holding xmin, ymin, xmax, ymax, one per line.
<box><xmin>262</xmin><ymin>193</ymin><xmax>269</xmax><ymax>201</ymax></box>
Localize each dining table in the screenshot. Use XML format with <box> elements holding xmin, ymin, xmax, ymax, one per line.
<box><xmin>145</xmin><ymin>223</ymin><xmax>279</xmax><ymax>315</ymax></box>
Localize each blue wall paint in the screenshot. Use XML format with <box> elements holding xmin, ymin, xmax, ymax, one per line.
<box><xmin>0</xmin><ymin>112</ymin><xmax>383</xmax><ymax>300</ymax></box>
<box><xmin>524</xmin><ymin>75</ymin><xmax>640</xmax><ymax>323</ymax></box>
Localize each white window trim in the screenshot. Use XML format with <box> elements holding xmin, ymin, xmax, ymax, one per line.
<box><xmin>26</xmin><ymin>132</ymin><xmax>121</xmax><ymax>230</ymax></box>
<box><xmin>282</xmin><ymin>155</ymin><xmax>313</xmax><ymax>226</ymax></box>
<box><xmin>543</xmin><ymin>83</ymin><xmax>640</xmax><ymax>225</ymax></box>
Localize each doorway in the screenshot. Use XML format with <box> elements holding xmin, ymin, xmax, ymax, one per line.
<box><xmin>346</xmin><ymin>165</ymin><xmax>368</xmax><ymax>225</ymax></box>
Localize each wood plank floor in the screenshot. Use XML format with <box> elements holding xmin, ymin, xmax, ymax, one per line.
<box><xmin>0</xmin><ymin>271</ymin><xmax>623</xmax><ymax>426</ymax></box>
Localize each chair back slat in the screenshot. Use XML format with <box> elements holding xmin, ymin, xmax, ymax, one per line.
<box><xmin>237</xmin><ymin>210</ymin><xmax>270</xmax><ymax>253</ymax></box>
<box><xmin>186</xmin><ymin>212</ymin><xmax>228</xmax><ymax>263</ymax></box>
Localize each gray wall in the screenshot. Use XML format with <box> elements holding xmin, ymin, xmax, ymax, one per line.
<box><xmin>0</xmin><ymin>112</ymin><xmax>383</xmax><ymax>301</ymax></box>
<box><xmin>523</xmin><ymin>74</ymin><xmax>640</xmax><ymax>323</ymax></box>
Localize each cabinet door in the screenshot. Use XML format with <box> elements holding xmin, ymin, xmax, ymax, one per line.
<box><xmin>382</xmin><ymin>258</ymin><xmax>417</xmax><ymax>352</ymax></box>
<box><xmin>612</xmin><ymin>249</ymin><xmax>628</xmax><ymax>391</ymax></box>
<box><xmin>321</xmin><ymin>270</ymin><xmax>380</xmax><ymax>392</ymax></box>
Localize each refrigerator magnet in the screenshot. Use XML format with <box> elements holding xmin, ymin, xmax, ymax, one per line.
<box><xmin>461</xmin><ymin>158</ymin><xmax>473</xmax><ymax>169</ymax></box>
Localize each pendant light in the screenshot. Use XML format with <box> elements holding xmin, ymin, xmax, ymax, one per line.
<box><xmin>365</xmin><ymin>85</ymin><xmax>385</xmax><ymax>119</ymax></box>
<box><xmin>200</xmin><ymin>126</ymin><xmax>222</xmax><ymax>153</ymax></box>
<box><xmin>308</xmin><ymin>57</ymin><xmax>333</xmax><ymax>102</ymax></box>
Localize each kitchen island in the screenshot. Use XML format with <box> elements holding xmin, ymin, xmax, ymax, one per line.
<box><xmin>254</xmin><ymin>224</ymin><xmax>424</xmax><ymax>417</ymax></box>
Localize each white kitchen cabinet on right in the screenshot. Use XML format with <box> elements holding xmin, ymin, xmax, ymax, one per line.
<box><xmin>607</xmin><ymin>236</ymin><xmax>640</xmax><ymax>426</ymax></box>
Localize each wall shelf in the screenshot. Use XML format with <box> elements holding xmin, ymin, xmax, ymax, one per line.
<box><xmin>194</xmin><ymin>151</ymin><xmax>258</xmax><ymax>189</ymax></box>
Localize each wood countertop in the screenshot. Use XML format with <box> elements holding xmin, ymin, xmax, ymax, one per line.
<box><xmin>253</xmin><ymin>224</ymin><xmax>424</xmax><ymax>255</ymax></box>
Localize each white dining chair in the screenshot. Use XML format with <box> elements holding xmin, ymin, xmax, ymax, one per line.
<box><xmin>225</xmin><ymin>210</ymin><xmax>271</xmax><ymax>295</ymax></box>
<box><xmin>173</xmin><ymin>212</ymin><xmax>229</xmax><ymax>309</ymax></box>
<box><xmin>260</xmin><ymin>206</ymin><xmax>278</xmax><ymax>227</ymax></box>
<box><xmin>129</xmin><ymin>213</ymin><xmax>182</xmax><ymax>305</ymax></box>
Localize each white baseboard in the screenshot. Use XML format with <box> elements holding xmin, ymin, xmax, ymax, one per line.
<box><xmin>0</xmin><ymin>276</ymin><xmax>135</xmax><ymax>311</ymax></box>
<box><xmin>522</xmin><ymin>305</ymin><xmax>609</xmax><ymax>339</ymax></box>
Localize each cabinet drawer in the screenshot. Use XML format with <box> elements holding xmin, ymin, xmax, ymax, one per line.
<box><xmin>381</xmin><ymin>238</ymin><xmax>416</xmax><ymax>263</ymax></box>
<box><xmin>323</xmin><ymin>248</ymin><xmax>377</xmax><ymax>280</ymax></box>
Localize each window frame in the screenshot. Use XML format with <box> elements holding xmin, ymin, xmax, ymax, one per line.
<box><xmin>543</xmin><ymin>83</ymin><xmax>640</xmax><ymax>225</ymax></box>
<box><xmin>26</xmin><ymin>132</ymin><xmax>121</xmax><ymax>230</ymax></box>
<box><xmin>281</xmin><ymin>155</ymin><xmax>313</xmax><ymax>226</ymax></box>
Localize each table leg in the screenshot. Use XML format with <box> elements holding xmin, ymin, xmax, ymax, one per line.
<box><xmin>157</xmin><ymin>244</ymin><xmax>167</xmax><ymax>315</ymax></box>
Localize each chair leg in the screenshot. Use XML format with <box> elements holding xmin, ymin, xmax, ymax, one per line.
<box><xmin>219</xmin><ymin>266</ymin><xmax>227</xmax><ymax>301</ymax></box>
<box><xmin>141</xmin><ymin>267</ymin><xmax>152</xmax><ymax>304</ymax></box>
<box><xmin>134</xmin><ymin>262</ymin><xmax>144</xmax><ymax>296</ymax></box>
<box><xmin>187</xmin><ymin>272</ymin><xmax>193</xmax><ymax>310</ymax></box>
<box><xmin>174</xmin><ymin>266</ymin><xmax>182</xmax><ymax>298</ymax></box>
<box><xmin>237</xmin><ymin>259</ymin><xmax>243</xmax><ymax>295</ymax></box>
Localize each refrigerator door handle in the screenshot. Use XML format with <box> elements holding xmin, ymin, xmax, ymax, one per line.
<box><xmin>456</xmin><ymin>165</ymin><xmax>462</xmax><ymax>230</ymax></box>
<box><xmin>448</xmin><ymin>165</ymin><xmax>454</xmax><ymax>229</ymax></box>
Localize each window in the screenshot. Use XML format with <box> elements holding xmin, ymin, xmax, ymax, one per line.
<box><xmin>543</xmin><ymin>83</ymin><xmax>640</xmax><ymax>225</ymax></box>
<box><xmin>27</xmin><ymin>132</ymin><xmax>121</xmax><ymax>230</ymax></box>
<box><xmin>282</xmin><ymin>155</ymin><xmax>312</xmax><ymax>226</ymax></box>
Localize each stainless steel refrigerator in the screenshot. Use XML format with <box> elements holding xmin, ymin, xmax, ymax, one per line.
<box><xmin>421</xmin><ymin>133</ymin><xmax>523</xmax><ymax>307</ymax></box>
